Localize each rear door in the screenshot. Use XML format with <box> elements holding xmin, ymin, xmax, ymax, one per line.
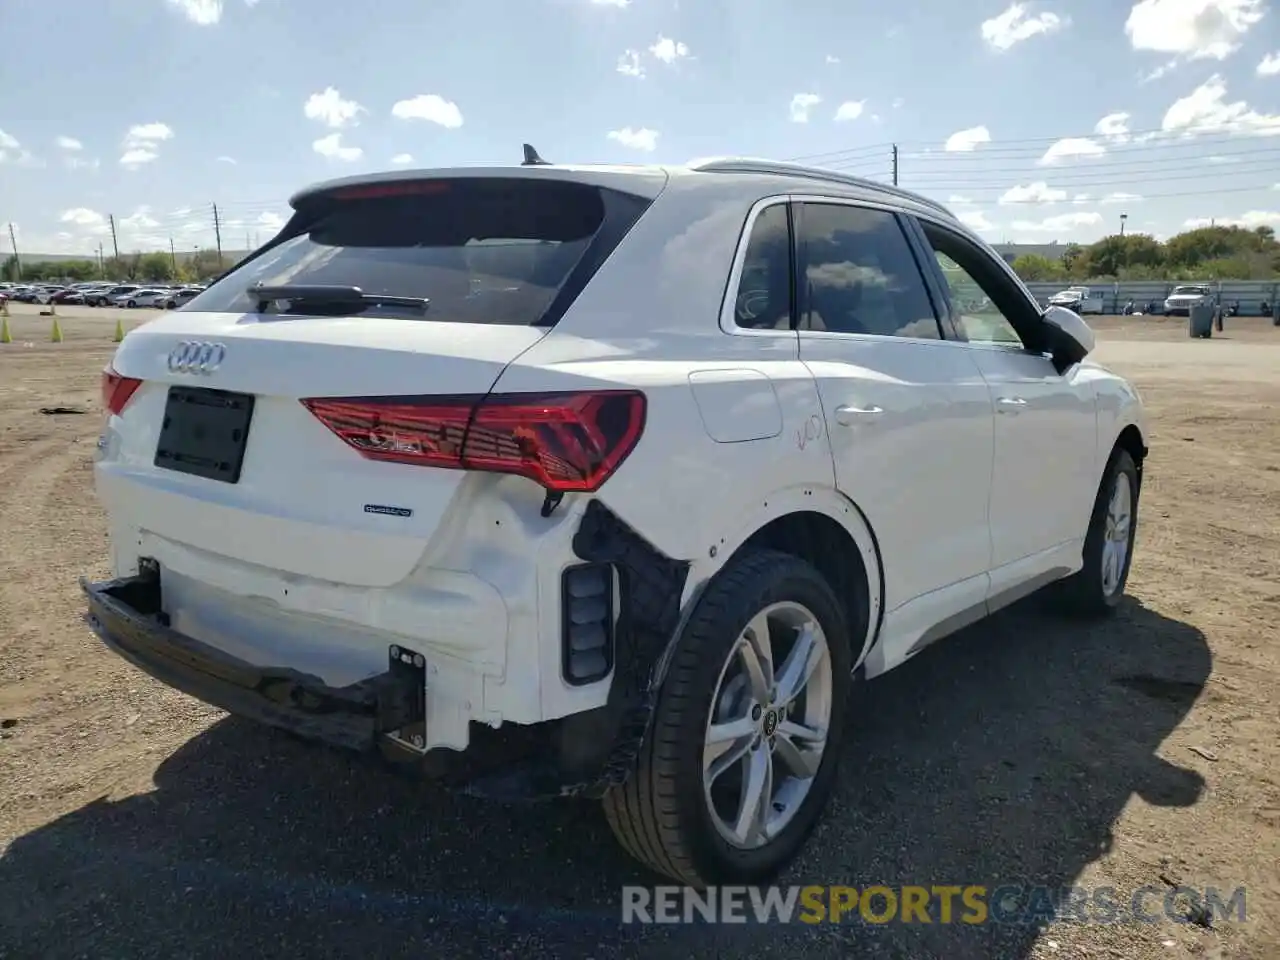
<box><xmin>792</xmin><ymin>198</ymin><xmax>996</xmax><ymax>633</ymax></box>
<box><xmin>910</xmin><ymin>216</ymin><xmax>1099</xmax><ymax>591</ymax></box>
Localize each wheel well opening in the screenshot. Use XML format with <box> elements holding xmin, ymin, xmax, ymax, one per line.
<box><xmin>1116</xmin><ymin>425</ymin><xmax>1146</xmax><ymax>485</ymax></box>
<box><xmin>740</xmin><ymin>511</ymin><xmax>871</xmax><ymax>646</ymax></box>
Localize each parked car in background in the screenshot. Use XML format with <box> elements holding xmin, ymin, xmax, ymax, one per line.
<box><xmin>50</xmin><ymin>288</ymin><xmax>87</xmax><ymax>305</ymax></box>
<box><xmin>33</xmin><ymin>286</ymin><xmax>67</xmax><ymax>305</ymax></box>
<box><xmin>1047</xmin><ymin>286</ymin><xmax>1106</xmax><ymax>315</ymax></box>
<box><xmin>1163</xmin><ymin>284</ymin><xmax>1214</xmax><ymax>316</ymax></box>
<box><xmin>113</xmin><ymin>288</ymin><xmax>170</xmax><ymax>308</ymax></box>
<box><xmin>162</xmin><ymin>287</ymin><xmax>205</xmax><ymax>309</ymax></box>
<box><xmin>92</xmin><ymin>285</ymin><xmax>141</xmax><ymax>307</ymax></box>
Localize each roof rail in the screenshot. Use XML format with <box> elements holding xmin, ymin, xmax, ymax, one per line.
<box><xmin>687</xmin><ymin>157</ymin><xmax>954</xmax><ymax>219</ymax></box>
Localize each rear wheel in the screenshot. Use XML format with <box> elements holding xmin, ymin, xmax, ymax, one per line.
<box><xmin>1051</xmin><ymin>448</ymin><xmax>1139</xmax><ymax>617</ymax></box>
<box><xmin>602</xmin><ymin>548</ymin><xmax>853</xmax><ymax>888</ymax></box>
<box><xmin>126</xmin><ymin>299</ymin><xmax>137</xmax><ymax>308</ymax></box>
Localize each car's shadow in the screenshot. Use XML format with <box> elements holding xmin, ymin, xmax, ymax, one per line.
<box><xmin>0</xmin><ymin>596</ymin><xmax>1210</xmax><ymax>960</ymax></box>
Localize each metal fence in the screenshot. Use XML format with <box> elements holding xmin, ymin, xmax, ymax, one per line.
<box><xmin>1022</xmin><ymin>280</ymin><xmax>1280</xmax><ymax>315</ymax></box>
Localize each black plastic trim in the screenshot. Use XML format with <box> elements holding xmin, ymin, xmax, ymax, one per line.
<box><xmin>560</xmin><ymin>562</ymin><xmax>616</xmax><ymax>686</ymax></box>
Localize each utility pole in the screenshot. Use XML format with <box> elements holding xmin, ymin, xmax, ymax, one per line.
<box><xmin>891</xmin><ymin>144</ymin><xmax>899</xmax><ymax>186</ymax></box>
<box><xmin>108</xmin><ymin>214</ymin><xmax>120</xmax><ymax>260</ymax></box>
<box><xmin>212</xmin><ymin>203</ymin><xmax>224</xmax><ymax>267</ymax></box>
<box><xmin>169</xmin><ymin>236</ymin><xmax>178</xmax><ymax>276</ymax></box>
<box><xmin>6</xmin><ymin>222</ymin><xmax>19</xmax><ymax>280</ymax></box>
<box><xmin>97</xmin><ymin>243</ymin><xmax>104</xmax><ymax>278</ymax></box>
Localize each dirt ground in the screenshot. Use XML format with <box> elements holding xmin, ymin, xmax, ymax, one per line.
<box><xmin>0</xmin><ymin>304</ymin><xmax>1277</xmax><ymax>959</ymax></box>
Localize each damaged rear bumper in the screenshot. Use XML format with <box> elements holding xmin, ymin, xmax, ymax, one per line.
<box><xmin>82</xmin><ymin>561</ymin><xmax>426</xmax><ymax>752</ymax></box>
<box><xmin>82</xmin><ymin>501</ymin><xmax>691</xmax><ymax>800</ymax></box>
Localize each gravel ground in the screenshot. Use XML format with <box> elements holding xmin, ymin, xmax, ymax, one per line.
<box><xmin>1</xmin><ymin>306</ymin><xmax>1277</xmax><ymax>959</ymax></box>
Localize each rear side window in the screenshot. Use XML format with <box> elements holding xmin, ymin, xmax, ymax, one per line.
<box><xmin>797</xmin><ymin>203</ymin><xmax>941</xmax><ymax>339</ymax></box>
<box><xmin>732</xmin><ymin>203</ymin><xmax>793</xmax><ymax>330</ymax></box>
<box><xmin>184</xmin><ymin>178</ymin><xmax>652</xmax><ymax>325</ymax></box>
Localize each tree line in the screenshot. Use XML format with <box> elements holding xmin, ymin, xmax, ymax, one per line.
<box><xmin>3</xmin><ymin>250</ymin><xmax>229</xmax><ymax>285</ymax></box>
<box><xmin>1009</xmin><ymin>224</ymin><xmax>1280</xmax><ymax>283</ymax></box>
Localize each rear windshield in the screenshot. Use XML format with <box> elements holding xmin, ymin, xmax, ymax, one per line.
<box><xmin>183</xmin><ymin>178</ymin><xmax>652</xmax><ymax>324</ymax></box>
<box><xmin>1171</xmin><ymin>286</ymin><xmax>1208</xmax><ymax>295</ymax></box>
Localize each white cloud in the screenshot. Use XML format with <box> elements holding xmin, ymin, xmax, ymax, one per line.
<box><xmin>958</xmin><ymin>209</ymin><xmax>995</xmax><ymax>232</ymax></box>
<box><xmin>789</xmin><ymin>93</ymin><xmax>822</xmax><ymax>123</ymax></box>
<box><xmin>606</xmin><ymin>126</ymin><xmax>659</xmax><ymax>151</ymax></box>
<box><xmin>1125</xmin><ymin>0</ymin><xmax>1265</xmax><ymax>61</ymax></box>
<box><xmin>1101</xmin><ymin>192</ymin><xmax>1143</xmax><ymax>204</ymax></box>
<box><xmin>312</xmin><ymin>133</ymin><xmax>362</xmax><ymax>161</ymax></box>
<box><xmin>826</xmin><ymin>54</ymin><xmax>840</xmax><ymax>63</ymax></box>
<box><xmin>0</xmin><ymin>128</ymin><xmax>35</xmax><ymax>165</ymax></box>
<box><xmin>165</xmin><ymin>0</ymin><xmax>258</xmax><ymax>25</ymax></box>
<box><xmin>55</xmin><ymin>136</ymin><xmax>82</xmax><ymax>151</ymax></box>
<box><xmin>999</xmin><ymin>181</ymin><xmax>1067</xmax><ymax>205</ymax></box>
<box><xmin>944</xmin><ymin>125</ymin><xmax>991</xmax><ymax>151</ymax></box>
<box><xmin>390</xmin><ymin>94</ymin><xmax>464</xmax><ymax>128</ymax></box>
<box><xmin>1257</xmin><ymin>51</ymin><xmax>1280</xmax><ymax>75</ymax></box>
<box><xmin>617</xmin><ymin>50</ymin><xmax>645</xmax><ymax>77</ymax></box>
<box><xmin>1011</xmin><ymin>211</ymin><xmax>1104</xmax><ymax>232</ymax></box>
<box><xmin>60</xmin><ymin>208</ymin><xmax>108</xmax><ymax>231</ymax></box>
<box><xmin>1140</xmin><ymin>58</ymin><xmax>1180</xmax><ymax>82</ymax></box>
<box><xmin>120</xmin><ymin>122</ymin><xmax>174</xmax><ymax>169</ymax></box>
<box><xmin>834</xmin><ymin>100</ymin><xmax>865</xmax><ymax>122</ymax></box>
<box><xmin>121</xmin><ymin>206</ymin><xmax>160</xmax><ymax>229</ymax></box>
<box><xmin>1039</xmin><ymin>137</ymin><xmax>1106</xmax><ymax>164</ymax></box>
<box><xmin>167</xmin><ymin>0</ymin><xmax>223</xmax><ymax>25</ymax></box>
<box><xmin>304</xmin><ymin>87</ymin><xmax>364</xmax><ymax>128</ymax></box>
<box><xmin>1094</xmin><ymin>112</ymin><xmax>1131</xmax><ymax>142</ymax></box>
<box><xmin>216</xmin><ymin>155</ymin><xmax>236</xmax><ymax>164</ymax></box>
<box><xmin>258</xmin><ymin>212</ymin><xmax>286</xmax><ymax>232</ymax></box>
<box><xmin>390</xmin><ymin>153</ymin><xmax>414</xmax><ymax>165</ymax></box>
<box><xmin>948</xmin><ymin>195</ymin><xmax>976</xmax><ymax>205</ymax></box>
<box><xmin>589</xmin><ymin>0</ymin><xmax>629</xmax><ymax>6</ymax></box>
<box><xmin>1162</xmin><ymin>74</ymin><xmax>1280</xmax><ymax>136</ymax></box>
<box><xmin>981</xmin><ymin>3</ymin><xmax>1065</xmax><ymax>50</ymax></box>
<box><xmin>649</xmin><ymin>35</ymin><xmax>690</xmax><ymax>64</ymax></box>
<box><xmin>1073</xmin><ymin>193</ymin><xmax>1093</xmax><ymax>204</ymax></box>
<box><xmin>1185</xmin><ymin>210</ymin><xmax>1280</xmax><ymax>228</ymax></box>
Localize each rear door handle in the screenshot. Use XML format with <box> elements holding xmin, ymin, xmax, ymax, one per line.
<box><xmin>834</xmin><ymin>404</ymin><xmax>884</xmax><ymax>426</ymax></box>
<box><xmin>996</xmin><ymin>396</ymin><xmax>1028</xmax><ymax>414</ymax></box>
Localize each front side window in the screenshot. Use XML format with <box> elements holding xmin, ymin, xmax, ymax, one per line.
<box><xmin>796</xmin><ymin>203</ymin><xmax>941</xmax><ymax>339</ymax></box>
<box><xmin>918</xmin><ymin>221</ymin><xmax>1030</xmax><ymax>348</ymax></box>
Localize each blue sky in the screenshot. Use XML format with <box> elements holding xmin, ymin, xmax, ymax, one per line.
<box><xmin>1</xmin><ymin>0</ymin><xmax>1278</xmax><ymax>257</ymax></box>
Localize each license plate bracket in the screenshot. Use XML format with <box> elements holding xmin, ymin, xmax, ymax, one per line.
<box><xmin>154</xmin><ymin>385</ymin><xmax>255</xmax><ymax>484</ymax></box>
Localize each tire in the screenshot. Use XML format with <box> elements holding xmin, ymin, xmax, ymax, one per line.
<box><xmin>126</xmin><ymin>299</ymin><xmax>137</xmax><ymax>308</ymax></box>
<box><xmin>1050</xmin><ymin>447</ymin><xmax>1139</xmax><ymax>618</ymax></box>
<box><xmin>602</xmin><ymin>548</ymin><xmax>854</xmax><ymax>888</ymax></box>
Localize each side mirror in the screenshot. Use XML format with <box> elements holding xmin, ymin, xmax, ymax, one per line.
<box><xmin>1040</xmin><ymin>304</ymin><xmax>1095</xmax><ymax>373</ymax></box>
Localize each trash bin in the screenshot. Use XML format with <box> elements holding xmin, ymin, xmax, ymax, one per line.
<box><xmin>1189</xmin><ymin>304</ymin><xmax>1214</xmax><ymax>338</ymax></box>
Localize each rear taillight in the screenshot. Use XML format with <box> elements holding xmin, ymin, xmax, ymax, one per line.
<box><xmin>101</xmin><ymin>365</ymin><xmax>143</xmax><ymax>415</ymax></box>
<box><xmin>300</xmin><ymin>390</ymin><xmax>646</xmax><ymax>493</ymax></box>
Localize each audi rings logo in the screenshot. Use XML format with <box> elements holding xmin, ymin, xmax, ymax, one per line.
<box><xmin>167</xmin><ymin>341</ymin><xmax>226</xmax><ymax>375</ymax></box>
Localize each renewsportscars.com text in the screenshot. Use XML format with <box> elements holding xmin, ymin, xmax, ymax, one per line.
<box><xmin>621</xmin><ymin>884</ymin><xmax>1248</xmax><ymax>926</ymax></box>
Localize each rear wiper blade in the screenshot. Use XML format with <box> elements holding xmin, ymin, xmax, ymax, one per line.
<box><xmin>248</xmin><ymin>283</ymin><xmax>430</xmax><ymax>313</ymax></box>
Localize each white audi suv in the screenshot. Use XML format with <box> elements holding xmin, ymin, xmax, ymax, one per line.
<box><xmin>85</xmin><ymin>155</ymin><xmax>1148</xmax><ymax>888</ymax></box>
